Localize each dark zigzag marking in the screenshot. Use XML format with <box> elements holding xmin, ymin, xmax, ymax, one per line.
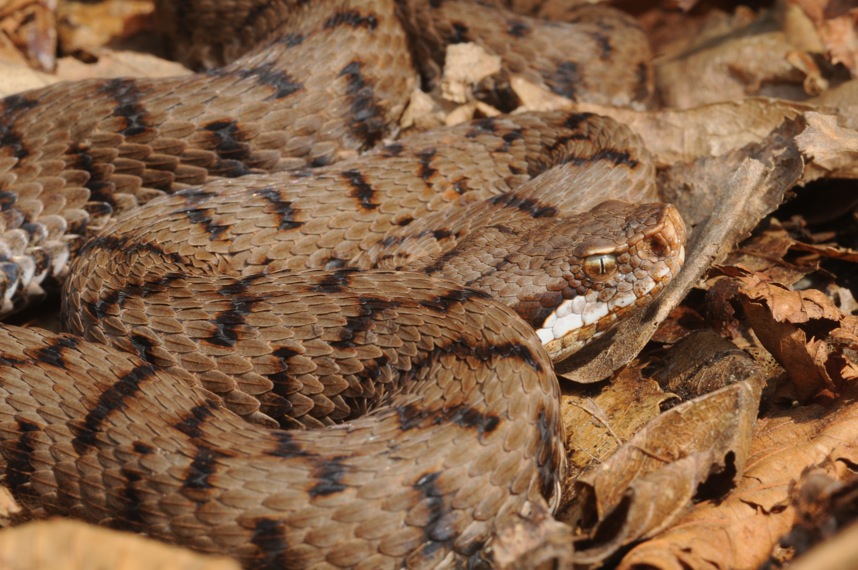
<box><xmin>507</xmin><ymin>19</ymin><xmax>530</xmax><ymax>38</ymax></box>
<box><xmin>379</xmin><ymin>142</ymin><xmax>404</xmax><ymax>157</ymax></box>
<box><xmin>116</xmin><ymin>467</ymin><xmax>147</xmax><ymax>531</ymax></box>
<box><xmin>254</xmin><ymin>187</ymin><xmax>304</xmax><ymax>231</ymax></box>
<box><xmin>88</xmin><ymin>272</ymin><xmax>184</xmax><ymax>322</ymax></box>
<box><xmin>0</xmin><ymin>94</ymin><xmax>38</xmax><ymax>159</ymax></box>
<box><xmin>488</xmin><ymin>193</ymin><xmax>558</xmax><ymax>219</ymax></box>
<box><xmin>311</xmin><ymin>267</ymin><xmax>360</xmax><ymax>293</ymax></box>
<box><xmin>308</xmin><ymin>456</ymin><xmax>349</xmax><ymax>497</ymax></box>
<box><xmin>549</xmin><ymin>60</ymin><xmax>582</xmax><ymax>100</ymax></box>
<box><xmin>594</xmin><ymin>32</ymin><xmax>612</xmax><ymax>60</ymax></box>
<box><xmin>239</xmin><ymin>63</ymin><xmax>303</xmax><ymax>100</ymax></box>
<box><xmin>391</xmin><ymin>330</ymin><xmax>544</xmax><ymax>381</ymax></box>
<box><xmin>465</xmin><ymin>117</ymin><xmax>497</xmax><ymax>138</ymax></box>
<box><xmin>174</xmin><ymin>189</ymin><xmax>231</xmax><ymax>239</ymax></box>
<box><xmin>341</xmin><ymin>168</ymin><xmax>379</xmax><ymax>211</ymax></box>
<box><xmin>450</xmin><ymin>22</ymin><xmax>469</xmax><ymax>43</ymax></box>
<box><xmin>239</xmin><ymin>0</ymin><xmax>279</xmax><ymax>37</ymax></box>
<box><xmin>561</xmin><ymin>147</ymin><xmax>639</xmax><ymax>169</ymax></box>
<box><xmin>396</xmin><ymin>403</ymin><xmax>500</xmax><ymax>438</ymax></box>
<box><xmin>172</xmin><ymin>402</ymin><xmax>234</xmax><ymax>493</ymax></box>
<box><xmin>496</xmin><ymin>129</ymin><xmax>523</xmax><ymax>153</ymax></box>
<box><xmin>324</xmin><ymin>9</ymin><xmax>378</xmax><ymax>30</ymax></box>
<box><xmin>250</xmin><ymin>517</ymin><xmax>291</xmax><ymax>570</ymax></box>
<box><xmin>32</xmin><ymin>336</ymin><xmax>79</xmax><ymax>369</ymax></box>
<box><xmin>71</xmin><ymin>364</ymin><xmax>156</xmax><ymax>454</ymax></box>
<box><xmin>183</xmin><ymin>445</ymin><xmax>231</xmax><ymax>491</ymax></box>
<box><xmin>417</xmin><ymin>148</ymin><xmax>437</xmax><ymax>182</ymax></box>
<box><xmin>98</xmin><ymin>78</ymin><xmax>152</xmax><ymax>138</ymax></box>
<box><xmin>217</xmin><ymin>274</ymin><xmax>266</xmax><ymax>297</ymax></box>
<box><xmin>81</xmin><ymin>235</ymin><xmax>185</xmax><ymax>264</ymax></box>
<box><xmin>330</xmin><ymin>296</ymin><xmax>399</xmax><ymax>350</ymax></box>
<box><xmin>3</xmin><ymin>418</ymin><xmax>41</xmax><ymax>496</ymax></box>
<box><xmin>203</xmin><ymin>288</ymin><xmax>262</xmax><ymax>348</ymax></box>
<box><xmin>535</xmin><ymin>406</ymin><xmax>561</xmax><ymax>502</ymax></box>
<box><xmin>67</xmin><ymin>79</ymin><xmax>151</xmax><ymax>200</ymax></box>
<box><xmin>418</xmin><ymin>287</ymin><xmax>492</xmax><ymax>313</ymax></box>
<box><xmin>265</xmin><ymin>431</ymin><xmax>313</xmax><ymax>459</ymax></box>
<box><xmin>413</xmin><ymin>471</ymin><xmax>455</xmax><ymax>557</ymax></box>
<box><xmin>173</xmin><ymin>401</ymin><xmax>220</xmax><ymax>438</ymax></box>
<box><xmin>338</xmin><ymin>61</ymin><xmax>386</xmax><ymax>148</ymax></box>
<box><xmin>199</xmin><ymin>120</ymin><xmax>253</xmax><ymax>178</ymax></box>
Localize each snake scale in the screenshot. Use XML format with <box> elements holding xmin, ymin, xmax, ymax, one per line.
<box><xmin>0</xmin><ymin>1</ymin><xmax>687</xmax><ymax>568</ymax></box>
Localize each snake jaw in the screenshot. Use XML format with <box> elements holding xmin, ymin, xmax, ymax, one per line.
<box><xmin>536</xmin><ymin>203</ymin><xmax>686</xmax><ymax>361</ymax></box>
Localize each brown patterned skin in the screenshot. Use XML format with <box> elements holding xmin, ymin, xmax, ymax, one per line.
<box><xmin>1</xmin><ymin>283</ymin><xmax>564</xmax><ymax>569</ymax></box>
<box><xmin>0</xmin><ymin>0</ymin><xmax>652</xmax><ymax>315</ymax></box>
<box><xmin>56</xmin><ymin>111</ymin><xmax>682</xmax><ymax>431</ymax></box>
<box><xmin>0</xmin><ymin>0</ymin><xmax>415</xmax><ymax>314</ymax></box>
<box><xmin>0</xmin><ymin>1</ymin><xmax>681</xmax><ymax>568</ymax></box>
<box><xmin>0</xmin><ymin>114</ymin><xmax>686</xmax><ymax>567</ymax></box>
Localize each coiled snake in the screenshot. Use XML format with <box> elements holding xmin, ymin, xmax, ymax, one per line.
<box><xmin>0</xmin><ymin>1</ymin><xmax>686</xmax><ymax>568</ymax></box>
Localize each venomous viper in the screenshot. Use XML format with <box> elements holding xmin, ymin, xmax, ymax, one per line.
<box><xmin>0</xmin><ymin>0</ymin><xmax>686</xmax><ymax>568</ymax></box>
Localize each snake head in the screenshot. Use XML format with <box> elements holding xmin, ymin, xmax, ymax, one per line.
<box><xmin>530</xmin><ymin>200</ymin><xmax>686</xmax><ymax>361</ymax></box>
<box><xmin>440</xmin><ymin>199</ymin><xmax>686</xmax><ymax>362</ymax></box>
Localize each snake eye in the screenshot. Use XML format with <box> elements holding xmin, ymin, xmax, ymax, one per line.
<box><xmin>583</xmin><ymin>254</ymin><xmax>617</xmax><ymax>281</ymax></box>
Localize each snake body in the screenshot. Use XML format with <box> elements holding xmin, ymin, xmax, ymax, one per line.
<box><xmin>0</xmin><ymin>1</ymin><xmax>686</xmax><ymax>568</ymax></box>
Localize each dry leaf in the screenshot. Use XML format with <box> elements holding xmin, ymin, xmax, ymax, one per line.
<box><xmin>0</xmin><ymin>486</ymin><xmax>21</xmax><ymax>521</ymax></box>
<box><xmin>441</xmin><ymin>43</ymin><xmax>502</xmax><ymax>104</ymax></box>
<box><xmin>573</xmin><ymin>99</ymin><xmax>810</xmax><ymax>167</ymax></box>
<box><xmin>560</xmin><ymin>366</ymin><xmax>675</xmax><ymax>485</ymax></box>
<box><xmin>793</xmin><ymin>0</ymin><xmax>858</xmax><ymax>77</ymax></box>
<box><xmin>811</xmin><ymin>76</ymin><xmax>858</xmax><ymax>117</ymax></box>
<box><xmin>790</xmin><ymin>240</ymin><xmax>858</xmax><ymax>263</ymax></box>
<box><xmin>510</xmin><ymin>76</ymin><xmax>573</xmax><ymax>112</ymax></box>
<box><xmin>794</xmin><ymin>111</ymin><xmax>858</xmax><ymax>180</ymax></box>
<box><xmin>0</xmin><ymin>59</ymin><xmax>57</xmax><ymax>96</ymax></box>
<box><xmin>492</xmin><ymin>501</ymin><xmax>573</xmax><ymax>570</ymax></box>
<box><xmin>617</xmin><ymin>391</ymin><xmax>858</xmax><ymax>570</ymax></box>
<box><xmin>784</xmin><ymin>2</ymin><xmax>827</xmax><ymax>53</ymax></box>
<box><xmin>640</xmin><ymin>3</ymin><xmax>758</xmax><ymax>61</ymax></box>
<box><xmin>569</xmin><ymin>378</ymin><xmax>762</xmax><ymax>564</ymax></box>
<box><xmin>57</xmin><ymin>0</ymin><xmax>155</xmax><ymax>55</ymax></box>
<box><xmin>0</xmin><ymin>0</ymin><xmax>56</xmax><ymax>71</ymax></box>
<box><xmin>723</xmin><ymin>220</ymin><xmax>815</xmax><ymax>287</ymax></box>
<box><xmin>400</xmin><ymin>89</ymin><xmax>445</xmax><ymax>131</ymax></box>
<box><xmin>0</xmin><ymin>519</ymin><xmax>239</xmax><ymax>570</ymax></box>
<box><xmin>780</xmin><ymin>465</ymin><xmax>858</xmax><ymax>561</ymax></box>
<box><xmin>654</xmin><ymin>8</ymin><xmax>809</xmax><ymax>108</ymax></box>
<box><xmin>653</xmin><ymin>330</ymin><xmax>765</xmax><ymax>400</ymax></box>
<box><xmin>52</xmin><ymin>50</ymin><xmax>189</xmax><ymax>82</ymax></box>
<box><xmin>722</xmin><ymin>265</ymin><xmax>858</xmax><ymax>401</ymax></box>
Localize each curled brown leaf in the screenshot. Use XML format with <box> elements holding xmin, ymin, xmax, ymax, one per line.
<box><xmin>617</xmin><ymin>390</ymin><xmax>858</xmax><ymax>570</ymax></box>
<box><xmin>568</xmin><ymin>378</ymin><xmax>761</xmax><ymax>564</ymax></box>
<box><xmin>721</xmin><ymin>265</ymin><xmax>858</xmax><ymax>401</ymax></box>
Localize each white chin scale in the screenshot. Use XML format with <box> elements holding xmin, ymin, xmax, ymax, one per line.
<box><xmin>535</xmin><ymin>276</ymin><xmax>658</xmax><ymax>346</ymax></box>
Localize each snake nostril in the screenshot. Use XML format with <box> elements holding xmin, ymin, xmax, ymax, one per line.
<box><xmin>646</xmin><ymin>234</ymin><xmax>670</xmax><ymax>259</ymax></box>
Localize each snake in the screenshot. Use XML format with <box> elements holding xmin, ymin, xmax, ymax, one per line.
<box><xmin>0</xmin><ymin>1</ymin><xmax>687</xmax><ymax>568</ymax></box>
